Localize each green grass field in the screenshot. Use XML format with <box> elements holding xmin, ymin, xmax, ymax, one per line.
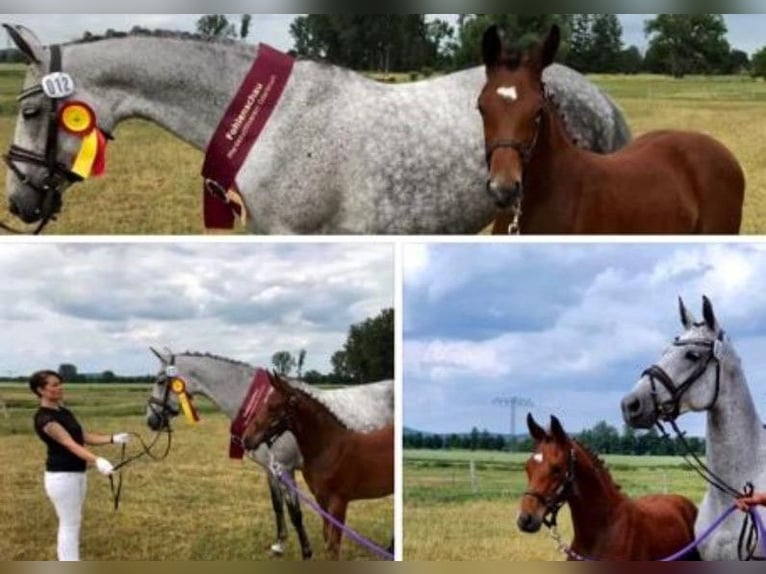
<box><xmin>0</xmin><ymin>66</ymin><xmax>764</xmax><ymax>234</ymax></box>
<box><xmin>0</xmin><ymin>384</ymin><xmax>393</xmax><ymax>560</ymax></box>
<box><xmin>404</xmin><ymin>449</ymin><xmax>709</xmax><ymax>561</ymax></box>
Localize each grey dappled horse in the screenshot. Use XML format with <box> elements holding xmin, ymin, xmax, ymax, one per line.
<box><xmin>4</xmin><ymin>25</ymin><xmax>630</xmax><ymax>234</ymax></box>
<box><xmin>622</xmin><ymin>297</ymin><xmax>766</xmax><ymax>560</ymax></box>
<box><xmin>146</xmin><ymin>349</ymin><xmax>394</xmax><ymax>560</ymax></box>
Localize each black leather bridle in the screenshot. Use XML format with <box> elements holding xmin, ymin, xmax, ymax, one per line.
<box><xmin>642</xmin><ymin>331</ymin><xmax>725</xmax><ymax>422</ymax></box>
<box><xmin>484</xmin><ymin>111</ymin><xmax>542</xmax><ymax>170</ymax></box>
<box><xmin>2</xmin><ymin>44</ymin><xmax>113</xmax><ymax>234</ymax></box>
<box><xmin>523</xmin><ymin>447</ymin><xmax>576</xmax><ymax>529</ymax></box>
<box><xmin>147</xmin><ymin>357</ymin><xmax>181</xmax><ymax>429</ymax></box>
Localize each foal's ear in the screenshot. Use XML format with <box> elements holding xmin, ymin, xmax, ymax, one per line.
<box><xmin>549</xmin><ymin>416</ymin><xmax>568</xmax><ymax>445</ymax></box>
<box><xmin>269</xmin><ymin>370</ymin><xmax>293</xmax><ymax>395</ymax></box>
<box><xmin>702</xmin><ymin>296</ymin><xmax>721</xmax><ymax>334</ymax></box>
<box><xmin>3</xmin><ymin>24</ymin><xmax>44</xmax><ymax>65</ymax></box>
<box><xmin>678</xmin><ymin>297</ymin><xmax>696</xmax><ymax>331</ymax></box>
<box><xmin>482</xmin><ymin>25</ymin><xmax>505</xmax><ymax>69</ymax></box>
<box><xmin>530</xmin><ymin>25</ymin><xmax>561</xmax><ymax>73</ymax></box>
<box><xmin>527</xmin><ymin>413</ymin><xmax>547</xmax><ymax>443</ymax></box>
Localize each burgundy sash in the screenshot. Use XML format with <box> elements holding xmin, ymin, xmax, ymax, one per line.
<box><xmin>229</xmin><ymin>369</ymin><xmax>274</xmax><ymax>459</ymax></box>
<box><xmin>202</xmin><ymin>44</ymin><xmax>295</xmax><ymax>229</ymax></box>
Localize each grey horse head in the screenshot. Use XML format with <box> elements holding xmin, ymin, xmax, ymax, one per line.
<box><xmin>622</xmin><ymin>296</ymin><xmax>729</xmax><ymax>429</ymax></box>
<box><xmin>3</xmin><ymin>24</ymin><xmax>116</xmax><ymax>224</ymax></box>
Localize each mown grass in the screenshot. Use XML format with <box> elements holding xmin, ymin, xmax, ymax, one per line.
<box><xmin>0</xmin><ymin>70</ymin><xmax>764</xmax><ymax>234</ymax></box>
<box><xmin>0</xmin><ymin>384</ymin><xmax>393</xmax><ymax>560</ymax></box>
<box><xmin>404</xmin><ymin>449</ymin><xmax>709</xmax><ymax>561</ymax></box>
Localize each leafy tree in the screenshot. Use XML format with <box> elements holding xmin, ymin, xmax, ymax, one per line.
<box><xmin>644</xmin><ymin>14</ymin><xmax>730</xmax><ymax>77</ymax></box>
<box><xmin>271</xmin><ymin>351</ymin><xmax>295</xmax><ymax>376</ymax></box>
<box><xmin>240</xmin><ymin>14</ymin><xmax>252</xmax><ymax>40</ymax></box>
<box><xmin>565</xmin><ymin>14</ymin><xmax>594</xmax><ymax>72</ymax></box>
<box><xmin>338</xmin><ymin>308</ymin><xmax>394</xmax><ymax>384</ymax></box>
<box><xmin>196</xmin><ymin>15</ymin><xmax>237</xmax><ymax>40</ymax></box>
<box><xmin>589</xmin><ymin>14</ymin><xmax>623</xmax><ymax>73</ymax></box>
<box><xmin>58</xmin><ymin>364</ymin><xmax>78</xmax><ymax>381</ymax></box>
<box><xmin>751</xmin><ymin>47</ymin><xmax>766</xmax><ymax>79</ymax></box>
<box><xmin>296</xmin><ymin>349</ymin><xmax>307</xmax><ymax>379</ymax></box>
<box><xmin>330</xmin><ymin>350</ymin><xmax>350</xmax><ymax>382</ymax></box>
<box><xmin>726</xmin><ymin>49</ymin><xmax>750</xmax><ymax>74</ymax></box>
<box><xmin>620</xmin><ymin>46</ymin><xmax>644</xmax><ymax>74</ymax></box>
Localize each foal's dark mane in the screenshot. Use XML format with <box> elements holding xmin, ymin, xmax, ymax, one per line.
<box><xmin>288</xmin><ymin>382</ymin><xmax>351</xmax><ymax>431</ymax></box>
<box><xmin>571</xmin><ymin>438</ymin><xmax>623</xmax><ymax>492</ymax></box>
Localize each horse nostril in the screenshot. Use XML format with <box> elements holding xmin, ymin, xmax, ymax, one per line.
<box><xmin>623</xmin><ymin>396</ymin><xmax>642</xmax><ymax>416</ymax></box>
<box><xmin>517</xmin><ymin>513</ymin><xmax>533</xmax><ymax>531</ymax></box>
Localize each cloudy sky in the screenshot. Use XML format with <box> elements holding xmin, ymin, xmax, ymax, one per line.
<box><xmin>0</xmin><ymin>242</ymin><xmax>392</xmax><ymax>377</ymax></box>
<box><xmin>1</xmin><ymin>14</ymin><xmax>764</xmax><ymax>55</ymax></box>
<box><xmin>404</xmin><ymin>243</ymin><xmax>766</xmax><ymax>438</ymax></box>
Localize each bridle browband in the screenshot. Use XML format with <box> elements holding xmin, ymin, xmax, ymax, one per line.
<box><xmin>2</xmin><ymin>44</ymin><xmax>113</xmax><ymax>234</ymax></box>
<box><xmin>523</xmin><ymin>446</ymin><xmax>576</xmax><ymax>529</ymax></box>
<box><xmin>642</xmin><ymin>331</ymin><xmax>725</xmax><ymax>422</ymax></box>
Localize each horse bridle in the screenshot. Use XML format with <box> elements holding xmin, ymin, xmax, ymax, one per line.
<box><xmin>147</xmin><ymin>357</ymin><xmax>181</xmax><ymax>427</ymax></box>
<box><xmin>2</xmin><ymin>44</ymin><xmax>113</xmax><ymax>234</ymax></box>
<box><xmin>642</xmin><ymin>331</ymin><xmax>725</xmax><ymax>422</ymax></box>
<box><xmin>484</xmin><ymin>111</ymin><xmax>542</xmax><ymax>170</ymax></box>
<box><xmin>523</xmin><ymin>447</ymin><xmax>576</xmax><ymax>529</ymax></box>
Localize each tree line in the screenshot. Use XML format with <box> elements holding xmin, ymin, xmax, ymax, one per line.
<box><xmin>289</xmin><ymin>14</ymin><xmax>766</xmax><ymax>79</ymax></box>
<box><xmin>4</xmin><ymin>14</ymin><xmax>763</xmax><ymax>78</ymax></box>
<box><xmin>405</xmin><ymin>420</ymin><xmax>706</xmax><ymax>457</ymax></box>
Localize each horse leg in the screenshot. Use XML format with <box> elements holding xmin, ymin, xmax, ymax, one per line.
<box><xmin>266</xmin><ymin>474</ymin><xmax>288</xmax><ymax>557</ymax></box>
<box><xmin>326</xmin><ymin>497</ymin><xmax>348</xmax><ymax>561</ymax></box>
<box><xmin>314</xmin><ymin>493</ymin><xmax>331</xmax><ymax>550</ymax></box>
<box><xmin>283</xmin><ymin>474</ymin><xmax>313</xmax><ymax>560</ymax></box>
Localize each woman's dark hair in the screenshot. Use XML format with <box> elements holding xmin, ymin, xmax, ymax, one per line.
<box><xmin>29</xmin><ymin>370</ymin><xmax>62</xmax><ymax>397</ymax></box>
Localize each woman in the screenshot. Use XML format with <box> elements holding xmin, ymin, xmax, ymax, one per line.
<box><xmin>30</xmin><ymin>370</ymin><xmax>131</xmax><ymax>561</ymax></box>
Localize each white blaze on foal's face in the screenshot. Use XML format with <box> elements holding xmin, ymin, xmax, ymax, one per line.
<box><xmin>497</xmin><ymin>86</ymin><xmax>518</xmax><ymax>103</ymax></box>
<box><xmin>532</xmin><ymin>452</ymin><xmax>544</xmax><ymax>464</ymax></box>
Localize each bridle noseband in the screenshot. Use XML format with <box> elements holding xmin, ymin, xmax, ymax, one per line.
<box><xmin>523</xmin><ymin>447</ymin><xmax>576</xmax><ymax>529</ymax></box>
<box><xmin>3</xmin><ymin>44</ymin><xmax>113</xmax><ymax>234</ymax></box>
<box><xmin>484</xmin><ymin>111</ymin><xmax>542</xmax><ymax>170</ymax></box>
<box><xmin>642</xmin><ymin>332</ymin><xmax>725</xmax><ymax>422</ymax></box>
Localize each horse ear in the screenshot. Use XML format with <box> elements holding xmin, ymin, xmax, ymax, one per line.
<box><xmin>527</xmin><ymin>413</ymin><xmax>546</xmax><ymax>443</ymax></box>
<box><xmin>149</xmin><ymin>347</ymin><xmax>169</xmax><ymax>365</ymax></box>
<box><xmin>3</xmin><ymin>24</ymin><xmax>43</xmax><ymax>65</ymax></box>
<box><xmin>530</xmin><ymin>25</ymin><xmax>561</xmax><ymax>73</ymax></box>
<box><xmin>482</xmin><ymin>25</ymin><xmax>505</xmax><ymax>69</ymax></box>
<box><xmin>269</xmin><ymin>370</ymin><xmax>292</xmax><ymax>395</ymax></box>
<box><xmin>678</xmin><ymin>297</ymin><xmax>696</xmax><ymax>330</ymax></box>
<box><xmin>702</xmin><ymin>296</ymin><xmax>720</xmax><ymax>334</ymax></box>
<box><xmin>549</xmin><ymin>415</ymin><xmax>568</xmax><ymax>445</ymax></box>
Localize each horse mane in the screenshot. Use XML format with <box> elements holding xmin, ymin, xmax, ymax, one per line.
<box><xmin>177</xmin><ymin>351</ymin><xmax>253</xmax><ymax>369</ymax></box>
<box><xmin>570</xmin><ymin>438</ymin><xmax>622</xmax><ymax>493</ymax></box>
<box><xmin>67</xmin><ymin>29</ymin><xmax>247</xmax><ymax>47</ymax></box>
<box><xmin>285</xmin><ymin>381</ymin><xmax>351</xmax><ymax>431</ymax></box>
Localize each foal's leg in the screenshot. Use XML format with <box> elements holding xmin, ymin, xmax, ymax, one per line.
<box><xmin>266</xmin><ymin>473</ymin><xmax>288</xmax><ymax>556</ymax></box>
<box><xmin>326</xmin><ymin>497</ymin><xmax>348</xmax><ymax>561</ymax></box>
<box><xmin>314</xmin><ymin>493</ymin><xmax>331</xmax><ymax>549</ymax></box>
<box><xmin>283</xmin><ymin>473</ymin><xmax>313</xmax><ymax>560</ymax></box>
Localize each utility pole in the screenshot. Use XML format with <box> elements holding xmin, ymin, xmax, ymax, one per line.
<box><xmin>492</xmin><ymin>397</ymin><xmax>534</xmax><ymax>452</ymax></box>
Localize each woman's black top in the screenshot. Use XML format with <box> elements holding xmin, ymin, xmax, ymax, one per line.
<box><xmin>33</xmin><ymin>407</ymin><xmax>87</xmax><ymax>473</ymax></box>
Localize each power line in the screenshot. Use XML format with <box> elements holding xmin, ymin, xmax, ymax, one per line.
<box><xmin>492</xmin><ymin>396</ymin><xmax>533</xmax><ymax>453</ymax></box>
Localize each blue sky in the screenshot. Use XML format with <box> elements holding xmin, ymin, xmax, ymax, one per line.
<box><xmin>404</xmin><ymin>243</ymin><xmax>766</xmax><ymax>438</ymax></box>
<box><xmin>0</xmin><ymin>243</ymin><xmax>393</xmax><ymax>377</ymax></box>
<box><xmin>1</xmin><ymin>14</ymin><xmax>764</xmax><ymax>55</ymax></box>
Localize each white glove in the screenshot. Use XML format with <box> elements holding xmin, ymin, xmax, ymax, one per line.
<box><xmin>111</xmin><ymin>433</ymin><xmax>131</xmax><ymax>445</ymax></box>
<box><xmin>95</xmin><ymin>457</ymin><xmax>114</xmax><ymax>476</ymax></box>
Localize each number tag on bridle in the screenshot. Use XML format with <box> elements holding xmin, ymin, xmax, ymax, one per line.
<box><xmin>165</xmin><ymin>366</ymin><xmax>178</xmax><ymax>378</ymax></box>
<box><xmin>42</xmin><ymin>72</ymin><xmax>75</xmax><ymax>99</ymax></box>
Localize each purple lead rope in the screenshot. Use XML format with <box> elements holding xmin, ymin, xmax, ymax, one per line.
<box><xmin>561</xmin><ymin>505</ymin><xmax>765</xmax><ymax>561</ymax></box>
<box><xmin>275</xmin><ymin>470</ymin><xmax>395</xmax><ymax>561</ymax></box>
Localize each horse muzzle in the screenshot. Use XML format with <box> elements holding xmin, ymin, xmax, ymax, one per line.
<box><xmin>517</xmin><ymin>512</ymin><xmax>542</xmax><ymax>534</ymax></box>
<box><xmin>621</xmin><ymin>392</ymin><xmax>657</xmax><ymax>429</ymax></box>
<box><xmin>487</xmin><ymin>179</ymin><xmax>523</xmax><ymax>209</ymax></box>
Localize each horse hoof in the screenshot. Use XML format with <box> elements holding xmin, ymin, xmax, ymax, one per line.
<box><xmin>302</xmin><ymin>549</ymin><xmax>313</xmax><ymax>561</ymax></box>
<box><xmin>270</xmin><ymin>543</ymin><xmax>285</xmax><ymax>556</ymax></box>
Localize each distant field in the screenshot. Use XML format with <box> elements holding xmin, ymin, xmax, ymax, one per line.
<box><xmin>0</xmin><ymin>69</ymin><xmax>764</xmax><ymax>234</ymax></box>
<box><xmin>0</xmin><ymin>384</ymin><xmax>392</xmax><ymax>560</ymax></box>
<box><xmin>404</xmin><ymin>448</ymin><xmax>708</xmax><ymax>561</ymax></box>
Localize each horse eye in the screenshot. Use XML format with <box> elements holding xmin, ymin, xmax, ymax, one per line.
<box><xmin>21</xmin><ymin>107</ymin><xmax>41</xmax><ymax>119</ymax></box>
<box><xmin>685</xmin><ymin>351</ymin><xmax>701</xmax><ymax>361</ymax></box>
<box><xmin>550</xmin><ymin>464</ymin><xmax>563</xmax><ymax>475</ymax></box>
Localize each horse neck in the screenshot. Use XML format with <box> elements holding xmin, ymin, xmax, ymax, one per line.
<box><xmin>180</xmin><ymin>357</ymin><xmax>256</xmax><ymax>418</ymax></box>
<box><xmin>288</xmin><ymin>390</ymin><xmax>348</xmax><ymax>462</ymax></box>
<box><xmin>705</xmin><ymin>354</ymin><xmax>765</xmax><ymax>496</ymax></box>
<box><xmin>66</xmin><ymin>38</ymin><xmax>258</xmax><ymax>150</ymax></box>
<box><xmin>566</xmin><ymin>441</ymin><xmax>627</xmax><ymax>544</ymax></box>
